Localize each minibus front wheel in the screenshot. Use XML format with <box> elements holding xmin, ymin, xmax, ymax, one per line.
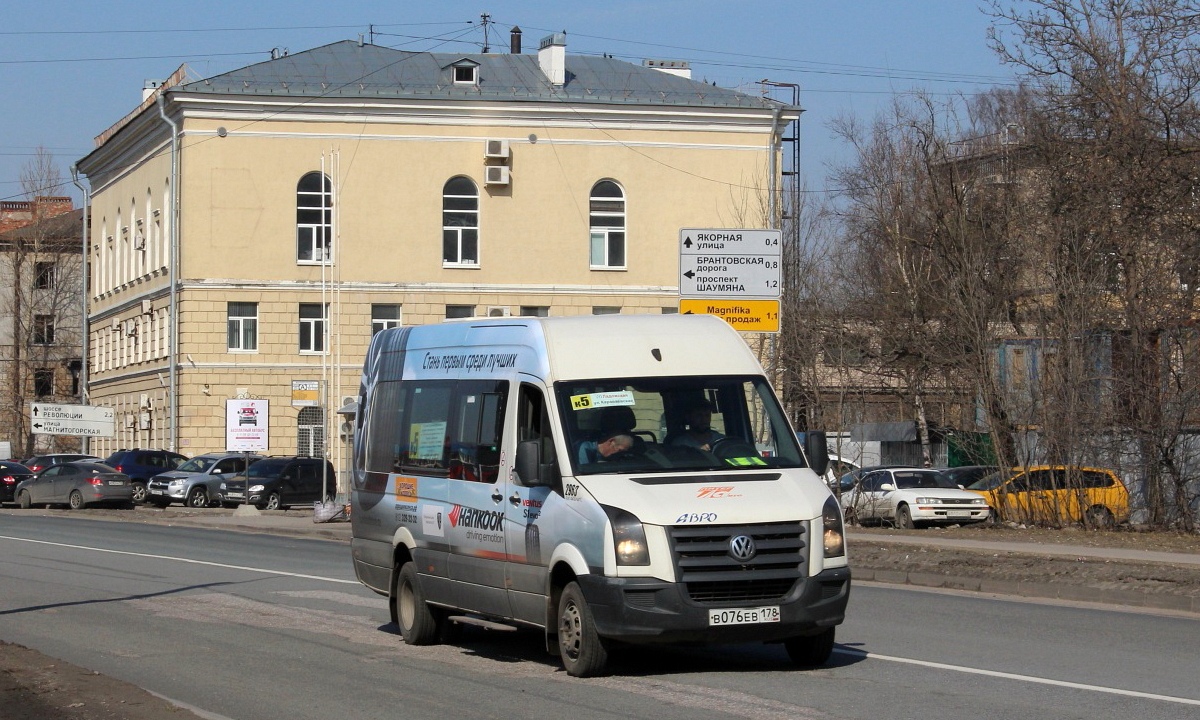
<box><xmin>558</xmin><ymin>582</ymin><xmax>609</xmax><ymax>677</ymax></box>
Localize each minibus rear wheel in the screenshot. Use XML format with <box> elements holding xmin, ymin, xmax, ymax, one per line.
<box><xmin>395</xmin><ymin>563</ymin><xmax>439</xmax><ymax>645</ymax></box>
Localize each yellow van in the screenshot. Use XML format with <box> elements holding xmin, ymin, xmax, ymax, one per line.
<box><xmin>966</xmin><ymin>465</ymin><xmax>1129</xmax><ymax>528</ymax></box>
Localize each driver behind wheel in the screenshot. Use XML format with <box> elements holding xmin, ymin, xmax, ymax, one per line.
<box><xmin>669</xmin><ymin>398</ymin><xmax>725</xmax><ymax>452</ymax></box>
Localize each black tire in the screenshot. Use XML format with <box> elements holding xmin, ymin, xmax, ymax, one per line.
<box><xmin>130</xmin><ymin>482</ymin><xmax>148</xmax><ymax>505</ymax></box>
<box><xmin>557</xmin><ymin>581</ymin><xmax>609</xmax><ymax>677</ymax></box>
<box><xmin>17</xmin><ymin>491</ymin><xmax>31</xmax><ymax>509</ymax></box>
<box><xmin>895</xmin><ymin>504</ymin><xmax>915</xmax><ymax>530</ymax></box>
<box><xmin>1085</xmin><ymin>506</ymin><xmax>1114</xmax><ymax>529</ymax></box>
<box><xmin>784</xmin><ymin>627</ymin><xmax>835</xmax><ymax>667</ymax></box>
<box><xmin>261</xmin><ymin>492</ymin><xmax>282</xmax><ymax>511</ymax></box>
<box><xmin>68</xmin><ymin>490</ymin><xmax>85</xmax><ymax>510</ymax></box>
<box><xmin>394</xmin><ymin>563</ymin><xmax>439</xmax><ymax>645</ymax></box>
<box><xmin>187</xmin><ymin>487</ymin><xmax>210</xmax><ymax>508</ymax></box>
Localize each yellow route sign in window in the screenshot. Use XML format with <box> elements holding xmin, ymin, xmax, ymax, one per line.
<box><xmin>679</xmin><ymin>299</ymin><xmax>780</xmax><ymax>333</ymax></box>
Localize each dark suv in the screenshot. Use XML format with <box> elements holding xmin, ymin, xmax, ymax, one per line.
<box><xmin>218</xmin><ymin>456</ymin><xmax>336</xmax><ymax>510</ymax></box>
<box><xmin>104</xmin><ymin>449</ymin><xmax>188</xmax><ymax>504</ymax></box>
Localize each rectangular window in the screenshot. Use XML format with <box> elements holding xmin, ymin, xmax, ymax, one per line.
<box><xmin>34</xmin><ymin>368</ymin><xmax>54</xmax><ymax>397</ymax></box>
<box><xmin>33</xmin><ymin>314</ymin><xmax>55</xmax><ymax>344</ymax></box>
<box><xmin>227</xmin><ymin>302</ymin><xmax>258</xmax><ymax>351</ymax></box>
<box><xmin>372</xmin><ymin>304</ymin><xmax>402</xmax><ymax>335</ymax></box>
<box><xmin>34</xmin><ymin>262</ymin><xmax>56</xmax><ymax>289</ymax></box>
<box><xmin>661</xmin><ymin>306</ymin><xmax>678</xmax><ymax>314</ymax></box>
<box><xmin>592</xmin><ymin>306</ymin><xmax>620</xmax><ymax>315</ymax></box>
<box><xmin>367</xmin><ymin>379</ymin><xmax>508</xmax><ymax>481</ymax></box>
<box><xmin>299</xmin><ymin>303</ymin><xmax>328</xmax><ymax>353</ymax></box>
<box><xmin>519</xmin><ymin>306</ymin><xmax>549</xmax><ymax>317</ymax></box>
<box><xmin>445</xmin><ymin>305</ymin><xmax>475</xmax><ymax>319</ymax></box>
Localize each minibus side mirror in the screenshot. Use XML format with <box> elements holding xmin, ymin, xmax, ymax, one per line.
<box><xmin>516</xmin><ymin>439</ymin><xmax>558</xmax><ymax>488</ymax></box>
<box><xmin>800</xmin><ymin>430</ymin><xmax>830</xmax><ymax>478</ymax></box>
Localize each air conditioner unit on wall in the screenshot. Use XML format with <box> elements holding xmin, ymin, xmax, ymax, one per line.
<box><xmin>484</xmin><ymin>138</ymin><xmax>510</xmax><ymax>159</ymax></box>
<box><xmin>110</xmin><ymin>317</ymin><xmax>120</xmax><ymax>331</ymax></box>
<box><xmin>487</xmin><ymin>306</ymin><xmax>511</xmax><ymax>317</ymax></box>
<box><xmin>141</xmin><ymin>299</ymin><xmax>153</xmax><ymax>315</ymax></box>
<box><xmin>485</xmin><ymin>165</ymin><xmax>510</xmax><ymax>186</ymax></box>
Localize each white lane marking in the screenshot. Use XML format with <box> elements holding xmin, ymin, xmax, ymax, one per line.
<box><xmin>0</xmin><ymin>534</ymin><xmax>358</xmax><ymax>584</ymax></box>
<box><xmin>836</xmin><ymin>648</ymin><xmax>1200</xmax><ymax>706</ymax></box>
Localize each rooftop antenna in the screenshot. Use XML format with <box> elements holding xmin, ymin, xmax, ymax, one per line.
<box><xmin>481</xmin><ymin>12</ymin><xmax>491</xmax><ymax>53</ymax></box>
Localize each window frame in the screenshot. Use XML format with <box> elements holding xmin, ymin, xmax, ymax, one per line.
<box><xmin>442</xmin><ymin>176</ymin><xmax>480</xmax><ymax>268</ymax></box>
<box><xmin>299</xmin><ymin>302</ymin><xmax>329</xmax><ymax>354</ymax></box>
<box><xmin>371</xmin><ymin>304</ymin><xmax>402</xmax><ymax>335</ymax></box>
<box><xmin>296</xmin><ymin>172</ymin><xmax>332</xmax><ymax>265</ymax></box>
<box><xmin>33</xmin><ymin>314</ymin><xmax>55</xmax><ymax>345</ymax></box>
<box><xmin>588</xmin><ymin>180</ymin><xmax>626</xmax><ymax>270</ymax></box>
<box><xmin>34</xmin><ymin>262</ymin><xmax>56</xmax><ymax>290</ymax></box>
<box><xmin>227</xmin><ymin>302</ymin><xmax>259</xmax><ymax>352</ymax></box>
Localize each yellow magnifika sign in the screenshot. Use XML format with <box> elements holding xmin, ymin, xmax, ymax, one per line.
<box><xmin>679</xmin><ymin>299</ymin><xmax>780</xmax><ymax>333</ymax></box>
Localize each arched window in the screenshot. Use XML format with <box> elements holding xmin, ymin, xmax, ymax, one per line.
<box><xmin>589</xmin><ymin>180</ymin><xmax>625</xmax><ymax>269</ymax></box>
<box><xmin>297</xmin><ymin>172</ymin><xmax>332</xmax><ymax>263</ymax></box>
<box><xmin>442</xmin><ymin>176</ymin><xmax>479</xmax><ymax>266</ymax></box>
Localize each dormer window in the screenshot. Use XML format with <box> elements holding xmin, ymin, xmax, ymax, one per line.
<box><xmin>451</xmin><ymin>60</ymin><xmax>479</xmax><ymax>85</ymax></box>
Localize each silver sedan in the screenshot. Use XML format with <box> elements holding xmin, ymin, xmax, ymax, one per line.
<box><xmin>14</xmin><ymin>461</ymin><xmax>134</xmax><ymax>510</ymax></box>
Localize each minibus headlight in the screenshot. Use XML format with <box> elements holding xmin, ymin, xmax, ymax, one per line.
<box><xmin>249</xmin><ymin>484</ymin><xmax>265</xmax><ymax>493</ymax></box>
<box><xmin>603</xmin><ymin>505</ymin><xmax>650</xmax><ymax>566</ymax></box>
<box><xmin>822</xmin><ymin>495</ymin><xmax>846</xmax><ymax>558</ymax></box>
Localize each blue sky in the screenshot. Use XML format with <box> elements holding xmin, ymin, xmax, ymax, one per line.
<box><xmin>0</xmin><ymin>0</ymin><xmax>1016</xmax><ymax>205</ymax></box>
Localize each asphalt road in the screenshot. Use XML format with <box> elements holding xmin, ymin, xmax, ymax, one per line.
<box><xmin>2</xmin><ymin>513</ymin><xmax>1199</xmax><ymax>720</ymax></box>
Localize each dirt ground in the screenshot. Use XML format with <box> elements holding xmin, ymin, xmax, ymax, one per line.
<box><xmin>847</xmin><ymin>522</ymin><xmax>1200</xmax><ymax>598</ymax></box>
<box><xmin>2</xmin><ymin>515</ymin><xmax>1198</xmax><ymax>719</ymax></box>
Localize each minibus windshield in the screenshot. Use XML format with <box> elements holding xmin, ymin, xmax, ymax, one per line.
<box><xmin>556</xmin><ymin>375</ymin><xmax>807</xmax><ymax>475</ymax></box>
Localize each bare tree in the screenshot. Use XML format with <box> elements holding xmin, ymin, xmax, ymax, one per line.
<box><xmin>987</xmin><ymin>0</ymin><xmax>1200</xmax><ymax>529</ymax></box>
<box><xmin>1</xmin><ymin>147</ymin><xmax>83</xmax><ymax>458</ymax></box>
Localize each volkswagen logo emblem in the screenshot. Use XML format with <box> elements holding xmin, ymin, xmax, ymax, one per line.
<box><xmin>728</xmin><ymin>534</ymin><xmax>757</xmax><ymax>562</ymax></box>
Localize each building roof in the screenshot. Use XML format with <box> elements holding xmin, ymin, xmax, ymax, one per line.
<box><xmin>0</xmin><ymin>207</ymin><xmax>84</xmax><ymax>250</ymax></box>
<box><xmin>177</xmin><ymin>40</ymin><xmax>791</xmax><ymax>111</ymax></box>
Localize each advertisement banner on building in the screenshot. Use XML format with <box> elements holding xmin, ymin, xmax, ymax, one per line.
<box><xmin>226</xmin><ymin>399</ymin><xmax>268</xmax><ymax>452</ymax></box>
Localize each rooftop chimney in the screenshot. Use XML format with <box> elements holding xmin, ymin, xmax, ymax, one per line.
<box><xmin>644</xmin><ymin>59</ymin><xmax>691</xmax><ymax>80</ymax></box>
<box><xmin>510</xmin><ymin>26</ymin><xmax>522</xmax><ymax>54</ymax></box>
<box><xmin>538</xmin><ymin>32</ymin><xmax>566</xmax><ymax>86</ymax></box>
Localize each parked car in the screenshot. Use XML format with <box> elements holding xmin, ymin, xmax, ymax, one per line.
<box><xmin>840</xmin><ymin>467</ymin><xmax>991</xmax><ymax>529</ymax></box>
<box><xmin>104</xmin><ymin>449</ymin><xmax>188</xmax><ymax>505</ymax></box>
<box><xmin>834</xmin><ymin>464</ymin><xmax>890</xmax><ymax>494</ymax></box>
<box><xmin>21</xmin><ymin>454</ymin><xmax>102</xmax><ymax>474</ymax></box>
<box><xmin>146</xmin><ymin>453</ymin><xmax>263</xmax><ymax>508</ymax></box>
<box><xmin>218</xmin><ymin>456</ymin><xmax>336</xmax><ymax>510</ymax></box>
<box><xmin>1</xmin><ymin>461</ymin><xmax>35</xmax><ymax>505</ymax></box>
<box><xmin>14</xmin><ymin>461</ymin><xmax>134</xmax><ymax>510</ymax></box>
<box><xmin>938</xmin><ymin>465</ymin><xmax>999</xmax><ymax>489</ymax></box>
<box><xmin>967</xmin><ymin>465</ymin><xmax>1130</xmax><ymax>528</ymax></box>
<box><xmin>823</xmin><ymin>454</ymin><xmax>861</xmax><ymax>488</ymax></box>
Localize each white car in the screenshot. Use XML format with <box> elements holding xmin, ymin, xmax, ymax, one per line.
<box><xmin>841</xmin><ymin>467</ymin><xmax>990</xmax><ymax>529</ymax></box>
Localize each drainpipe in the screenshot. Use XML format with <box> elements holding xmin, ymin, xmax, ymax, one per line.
<box><xmin>70</xmin><ymin>165</ymin><xmax>90</xmax><ymax>454</ymax></box>
<box><xmin>157</xmin><ymin>93</ymin><xmax>180</xmax><ymax>453</ymax></box>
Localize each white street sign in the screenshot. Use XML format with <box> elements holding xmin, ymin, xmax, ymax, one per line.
<box><xmin>30</xmin><ymin>403</ymin><xmax>116</xmax><ymax>438</ymax></box>
<box><xmin>679</xmin><ymin>228</ymin><xmax>781</xmax><ymax>299</ymax></box>
<box><xmin>226</xmin><ymin>399</ymin><xmax>269</xmax><ymax>452</ymax></box>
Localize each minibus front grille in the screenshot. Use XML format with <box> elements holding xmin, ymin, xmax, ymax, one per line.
<box><xmin>668</xmin><ymin>521</ymin><xmax>807</xmax><ymax>605</ymax></box>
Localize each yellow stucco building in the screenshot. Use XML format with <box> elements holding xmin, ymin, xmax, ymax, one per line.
<box><xmin>75</xmin><ymin>34</ymin><xmax>798</xmax><ymax>489</ymax></box>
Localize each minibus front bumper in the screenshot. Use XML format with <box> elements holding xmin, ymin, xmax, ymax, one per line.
<box><xmin>575</xmin><ymin>566</ymin><xmax>850</xmax><ymax>645</ymax></box>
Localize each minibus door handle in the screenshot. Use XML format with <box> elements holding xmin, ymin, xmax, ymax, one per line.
<box><xmin>491</xmin><ymin>489</ymin><xmax>503</xmax><ymax>504</ymax></box>
<box><xmin>508</xmin><ymin>492</ymin><xmax>522</xmax><ymax>506</ymax></box>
